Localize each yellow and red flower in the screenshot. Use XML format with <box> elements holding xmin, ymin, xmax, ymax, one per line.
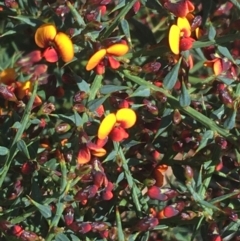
<box><xmin>86</xmin><ymin>43</ymin><xmax>129</xmax><ymax>74</ymax></box>
<box><xmin>98</xmin><ymin>108</ymin><xmax>136</xmax><ymax>142</ymax></box>
<box><xmin>204</xmin><ymin>55</ymin><xmax>237</xmax><ymax>79</ymax></box>
<box><xmin>168</xmin><ymin>17</ymin><xmax>195</xmax><ymax>55</ymax></box>
<box><xmin>77</xmin><ymin>138</ymin><xmax>107</xmax><ymax>165</ymax></box>
<box><xmin>0</xmin><ymin>68</ymin><xmax>42</xmax><ymax>106</ymax></box>
<box><xmin>34</xmin><ymin>23</ymin><xmax>74</xmax><ymax>63</ymax></box>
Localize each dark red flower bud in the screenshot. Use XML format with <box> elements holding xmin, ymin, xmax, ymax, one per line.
<box><xmin>102</xmin><ymin>190</ymin><xmax>113</xmax><ymax>200</ymax></box>
<box><xmin>181</xmin><ymin>211</ymin><xmax>197</xmax><ymax>220</ymax></box>
<box><xmin>0</xmin><ymin>85</ymin><xmax>17</xmax><ymax>102</ymax></box>
<box><xmin>173</xmin><ymin>109</ymin><xmax>182</xmax><ymax>124</ymax></box>
<box><xmin>9</xmin><ymin>225</ymin><xmax>24</xmax><ymax>237</ymax></box>
<box><xmin>93</xmin><ymin>171</ymin><xmax>105</xmax><ymax>188</ymax></box>
<box><xmin>75</xmin><ymin>185</ymin><xmax>98</xmax><ymax>204</ymax></box>
<box><xmin>219</xmin><ymin>89</ymin><xmax>233</xmax><ymax>108</ymax></box>
<box><xmin>99</xmin><ymin>229</ymin><xmax>109</xmax><ymax>238</ymax></box>
<box><xmin>215</xmin><ymin>136</ymin><xmax>228</xmax><ymax>149</ymax></box>
<box><xmin>73</xmin><ymin>91</ymin><xmax>87</xmax><ymax>103</ymax></box>
<box><xmin>21</xmin><ymin>162</ymin><xmax>36</xmax><ymax>175</ymax></box>
<box><xmin>148</xmin><ymin>186</ymin><xmax>168</xmax><ymax>201</ymax></box>
<box><xmin>223</xmin><ymin>207</ymin><xmax>238</xmax><ymax>221</ymax></box>
<box><xmin>20</xmin><ymin>230</ymin><xmax>39</xmax><ymax>241</ymax></box>
<box><xmin>172</xmin><ymin>141</ymin><xmax>183</xmax><ymax>152</ymax></box>
<box><xmin>64</xmin><ymin>206</ymin><xmax>74</xmax><ymax>226</ymax></box>
<box><xmin>210</xmin><ymin>235</ymin><xmax>222</xmax><ymax>241</ymax></box>
<box><xmin>134</xmin><ymin>217</ymin><xmax>159</xmax><ymax>231</ymax></box>
<box><xmin>69</xmin><ymin>222</ymin><xmax>92</xmax><ymax>234</ymax></box>
<box><xmin>91</xmin><ymin>221</ymin><xmax>109</xmax><ymax>232</ymax></box>
<box><xmin>55</xmin><ymin>123</ymin><xmax>71</xmax><ymax>134</ymax></box>
<box><xmin>142</xmin><ymin>62</ymin><xmax>161</xmax><ymax>73</ymax></box>
<box><xmin>184</xmin><ymin>165</ymin><xmax>194</xmax><ymax>182</ymax></box>
<box><xmin>73</xmin><ymin>103</ymin><xmax>86</xmax><ymax>113</ymax></box>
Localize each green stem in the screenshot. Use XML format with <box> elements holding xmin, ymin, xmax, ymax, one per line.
<box><xmin>0</xmin><ymin>81</ymin><xmax>38</xmax><ymax>188</ymax></box>
<box><xmin>101</xmin><ymin>0</ymin><xmax>138</xmax><ymax>40</ymax></box>
<box><xmin>46</xmin><ymin>158</ymin><xmax>71</xmax><ymax>241</ymax></box>
<box><xmin>114</xmin><ymin>142</ymin><xmax>142</xmax><ymax>213</ymax></box>
<box><xmin>116</xmin><ymin>207</ymin><xmax>125</xmax><ymax>241</ymax></box>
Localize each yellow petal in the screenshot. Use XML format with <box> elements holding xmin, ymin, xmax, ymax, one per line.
<box><xmin>106</xmin><ymin>43</ymin><xmax>129</xmax><ymax>56</ymax></box>
<box><xmin>116</xmin><ymin>108</ymin><xmax>136</xmax><ymax>129</ymax></box>
<box><xmin>86</xmin><ymin>49</ymin><xmax>107</xmax><ymax>71</ymax></box>
<box><xmin>34</xmin><ymin>24</ymin><xmax>57</xmax><ymax>48</ymax></box>
<box><xmin>16</xmin><ymin>80</ymin><xmax>32</xmax><ymax>99</ymax></box>
<box><xmin>54</xmin><ymin>32</ymin><xmax>74</xmax><ymax>62</ymax></box>
<box><xmin>91</xmin><ymin>148</ymin><xmax>107</xmax><ymax>157</ymax></box>
<box><xmin>0</xmin><ymin>68</ymin><xmax>16</xmax><ymax>85</ymax></box>
<box><xmin>98</xmin><ymin>113</ymin><xmax>117</xmax><ymax>140</ymax></box>
<box><xmin>169</xmin><ymin>24</ymin><xmax>180</xmax><ymax>55</ymax></box>
<box><xmin>177</xmin><ymin>17</ymin><xmax>191</xmax><ymax>32</ymax></box>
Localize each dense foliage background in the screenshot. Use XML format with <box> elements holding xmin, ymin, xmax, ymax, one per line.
<box><xmin>1</xmin><ymin>0</ymin><xmax>240</xmax><ymax>240</ymax></box>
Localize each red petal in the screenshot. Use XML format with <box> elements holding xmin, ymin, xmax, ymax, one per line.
<box><xmin>147</xmin><ymin>186</ymin><xmax>168</xmax><ymax>201</ymax></box>
<box><xmin>42</xmin><ymin>47</ymin><xmax>59</xmax><ymax>63</ymax></box>
<box><xmin>109</xmin><ymin>126</ymin><xmax>128</xmax><ymax>142</ymax></box>
<box><xmin>179</xmin><ymin>37</ymin><xmax>194</xmax><ymax>52</ymax></box>
<box><xmin>164</xmin><ymin>0</ymin><xmax>190</xmax><ymax>17</ymax></box>
<box><xmin>108</xmin><ymin>55</ymin><xmax>120</xmax><ymax>69</ymax></box>
<box><xmin>77</xmin><ymin>146</ymin><xmax>91</xmax><ymax>164</ymax></box>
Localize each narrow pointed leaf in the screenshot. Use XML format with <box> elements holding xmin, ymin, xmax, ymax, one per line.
<box><xmin>179</xmin><ymin>81</ymin><xmax>191</xmax><ymax>107</ymax></box>
<box><xmin>163</xmin><ymin>58</ymin><xmax>182</xmax><ymax>90</ymax></box>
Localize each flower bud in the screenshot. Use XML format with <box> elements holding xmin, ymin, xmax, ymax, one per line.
<box><xmin>0</xmin><ymin>85</ymin><xmax>17</xmax><ymax>102</ymax></box>
<box><xmin>73</xmin><ymin>103</ymin><xmax>86</xmax><ymax>113</ymax></box>
<box><xmin>184</xmin><ymin>165</ymin><xmax>194</xmax><ymax>182</ymax></box>
<box><xmin>134</xmin><ymin>217</ymin><xmax>159</xmax><ymax>231</ymax></box>
<box><xmin>69</xmin><ymin>222</ymin><xmax>92</xmax><ymax>234</ymax></box>
<box><xmin>20</xmin><ymin>230</ymin><xmax>40</xmax><ymax>241</ymax></box>
<box><xmin>173</xmin><ymin>109</ymin><xmax>182</xmax><ymax>124</ymax></box>
<box><xmin>55</xmin><ymin>122</ymin><xmax>71</xmax><ymax>134</ymax></box>
<box><xmin>64</xmin><ymin>206</ymin><xmax>74</xmax><ymax>226</ymax></box>
<box><xmin>142</xmin><ymin>61</ymin><xmax>161</xmax><ymax>73</ymax></box>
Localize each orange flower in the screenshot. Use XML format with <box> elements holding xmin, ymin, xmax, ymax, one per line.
<box><xmin>204</xmin><ymin>58</ymin><xmax>222</xmax><ymax>76</ymax></box>
<box><xmin>86</xmin><ymin>43</ymin><xmax>129</xmax><ymax>74</ymax></box>
<box><xmin>77</xmin><ymin>139</ymin><xmax>108</xmax><ymax>165</ymax></box>
<box><xmin>98</xmin><ymin>108</ymin><xmax>136</xmax><ymax>142</ymax></box>
<box><xmin>164</xmin><ymin>0</ymin><xmax>195</xmax><ymax>17</ymax></box>
<box><xmin>169</xmin><ymin>17</ymin><xmax>195</xmax><ymax>55</ymax></box>
<box><xmin>0</xmin><ymin>68</ymin><xmax>16</xmax><ymax>85</ymax></box>
<box><xmin>154</xmin><ymin>165</ymin><xmax>168</xmax><ymax>187</ymax></box>
<box><xmin>34</xmin><ymin>23</ymin><xmax>74</xmax><ymax>63</ymax></box>
<box><xmin>204</xmin><ymin>56</ymin><xmax>237</xmax><ymax>79</ymax></box>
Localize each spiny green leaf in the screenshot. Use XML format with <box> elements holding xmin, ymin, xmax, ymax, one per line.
<box><xmin>163</xmin><ymin>58</ymin><xmax>182</xmax><ymax>90</ymax></box>
<box><xmin>28</xmin><ymin>196</ymin><xmax>52</xmax><ymax>219</ymax></box>
<box><xmin>0</xmin><ymin>146</ymin><xmax>9</xmax><ymax>156</ymax></box>
<box><xmin>179</xmin><ymin>81</ymin><xmax>191</xmax><ymax>107</ymax></box>
<box><xmin>17</xmin><ymin>139</ymin><xmax>30</xmax><ymax>159</ymax></box>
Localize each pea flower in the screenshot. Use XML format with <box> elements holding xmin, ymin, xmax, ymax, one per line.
<box><xmin>98</xmin><ymin>108</ymin><xmax>136</xmax><ymax>142</ymax></box>
<box><xmin>86</xmin><ymin>43</ymin><xmax>129</xmax><ymax>74</ymax></box>
<box><xmin>77</xmin><ymin>141</ymin><xmax>107</xmax><ymax>165</ymax></box>
<box><xmin>169</xmin><ymin>17</ymin><xmax>195</xmax><ymax>55</ymax></box>
<box><xmin>0</xmin><ymin>68</ymin><xmax>42</xmax><ymax>106</ymax></box>
<box><xmin>34</xmin><ymin>23</ymin><xmax>74</xmax><ymax>63</ymax></box>
<box><xmin>204</xmin><ymin>54</ymin><xmax>237</xmax><ymax>79</ymax></box>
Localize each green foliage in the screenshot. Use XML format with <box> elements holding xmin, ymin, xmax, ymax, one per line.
<box><xmin>1</xmin><ymin>0</ymin><xmax>240</xmax><ymax>241</ymax></box>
